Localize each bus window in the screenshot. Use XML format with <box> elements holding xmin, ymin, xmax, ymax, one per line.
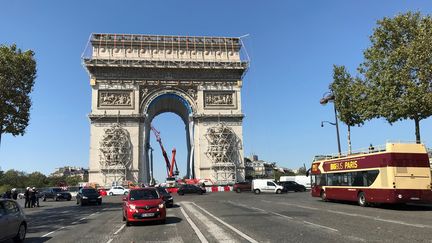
<box><xmin>365</xmin><ymin>170</ymin><xmax>379</xmax><ymax>186</ymax></box>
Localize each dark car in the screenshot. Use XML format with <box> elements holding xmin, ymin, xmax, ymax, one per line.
<box><xmin>0</xmin><ymin>199</ymin><xmax>27</xmax><ymax>242</ymax></box>
<box><xmin>233</xmin><ymin>181</ymin><xmax>252</xmax><ymax>193</ymax></box>
<box><xmin>279</xmin><ymin>181</ymin><xmax>306</xmax><ymax>192</ymax></box>
<box><xmin>177</xmin><ymin>184</ymin><xmax>206</xmax><ymax>196</ymax></box>
<box><xmin>155</xmin><ymin>187</ymin><xmax>174</xmax><ymax>208</ymax></box>
<box><xmin>76</xmin><ymin>188</ymin><xmax>102</xmax><ymax>206</ymax></box>
<box><xmin>41</xmin><ymin>187</ymin><xmax>72</xmax><ymax>201</ymax></box>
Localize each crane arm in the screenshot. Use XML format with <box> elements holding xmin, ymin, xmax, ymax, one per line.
<box><xmin>150</xmin><ymin>125</ymin><xmax>171</xmax><ymax>175</ymax></box>
<box><xmin>169</xmin><ymin>148</ymin><xmax>177</xmax><ymax>177</ymax></box>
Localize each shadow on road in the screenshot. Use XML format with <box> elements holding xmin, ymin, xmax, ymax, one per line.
<box><xmin>25</xmin><ymin>236</ymin><xmax>52</xmax><ymax>243</ymax></box>
<box><xmin>127</xmin><ymin>216</ymin><xmax>182</xmax><ymax>227</ymax></box>
<box><xmin>315</xmin><ymin>198</ymin><xmax>432</xmax><ymax>211</ymax></box>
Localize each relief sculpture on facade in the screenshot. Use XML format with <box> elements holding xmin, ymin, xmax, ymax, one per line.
<box><xmin>204</xmin><ymin>91</ymin><xmax>235</xmax><ymax>108</ymax></box>
<box><xmin>99</xmin><ymin>90</ymin><xmax>133</xmax><ymax>108</ymax></box>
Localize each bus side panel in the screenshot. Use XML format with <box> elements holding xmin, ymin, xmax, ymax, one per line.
<box><xmin>326</xmin><ymin>187</ymin><xmax>358</xmax><ymax>201</ymax></box>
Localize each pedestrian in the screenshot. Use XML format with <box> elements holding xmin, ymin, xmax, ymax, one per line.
<box><xmin>30</xmin><ymin>187</ymin><xmax>36</xmax><ymax>208</ymax></box>
<box><xmin>11</xmin><ymin>188</ymin><xmax>18</xmax><ymax>200</ymax></box>
<box><xmin>2</xmin><ymin>189</ymin><xmax>12</xmax><ymax>199</ymax></box>
<box><xmin>33</xmin><ymin>187</ymin><xmax>40</xmax><ymax>207</ymax></box>
<box><xmin>24</xmin><ymin>187</ymin><xmax>31</xmax><ymax>208</ymax></box>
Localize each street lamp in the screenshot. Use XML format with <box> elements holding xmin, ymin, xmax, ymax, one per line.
<box><xmin>321</xmin><ymin>121</ymin><xmax>336</xmax><ymax>127</ymax></box>
<box><xmin>320</xmin><ymin>92</ymin><xmax>342</xmax><ymax>156</ymax></box>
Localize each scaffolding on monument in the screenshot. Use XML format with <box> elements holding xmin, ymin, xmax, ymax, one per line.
<box><xmin>99</xmin><ymin>124</ymin><xmax>132</xmax><ymax>187</ymax></box>
<box><xmin>205</xmin><ymin>123</ymin><xmax>241</xmax><ymax>185</ymax></box>
<box><xmin>81</xmin><ymin>33</ymin><xmax>249</xmax><ymax>76</ymax></box>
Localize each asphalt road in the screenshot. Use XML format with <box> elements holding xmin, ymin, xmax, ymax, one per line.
<box><xmin>7</xmin><ymin>191</ymin><xmax>432</xmax><ymax>243</ymax></box>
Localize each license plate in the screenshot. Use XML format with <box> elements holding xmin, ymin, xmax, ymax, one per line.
<box><xmin>141</xmin><ymin>213</ymin><xmax>154</xmax><ymax>217</ymax></box>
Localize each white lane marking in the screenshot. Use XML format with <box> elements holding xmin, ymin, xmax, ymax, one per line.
<box><xmin>271</xmin><ymin>212</ymin><xmax>293</xmax><ymax>220</ymax></box>
<box><xmin>89</xmin><ymin>213</ymin><xmax>96</xmax><ymax>217</ymax></box>
<box><xmin>79</xmin><ymin>217</ymin><xmax>86</xmax><ymax>221</ymax></box>
<box><xmin>303</xmin><ymin>221</ymin><xmax>339</xmax><ymax>232</ymax></box>
<box><xmin>326</xmin><ymin>209</ymin><xmax>432</xmax><ymax>229</ymax></box>
<box><xmin>179</xmin><ymin>204</ymin><xmax>209</xmax><ymax>243</ymax></box>
<box><xmin>182</xmin><ymin>202</ymin><xmax>237</xmax><ymax>242</ymax></box>
<box><xmin>41</xmin><ymin>226</ymin><xmax>66</xmax><ymax>237</ymax></box>
<box><xmin>106</xmin><ymin>239</ymin><xmax>113</xmax><ymax>243</ymax></box>
<box><xmin>113</xmin><ymin>224</ymin><xmax>126</xmax><ymax>235</ymax></box>
<box><xmin>229</xmin><ymin>201</ymin><xmax>340</xmax><ymax>233</ymax></box>
<box><xmin>41</xmin><ymin>231</ymin><xmax>55</xmax><ymax>237</ymax></box>
<box><xmin>61</xmin><ymin>210</ymin><xmax>70</xmax><ymax>214</ymax></box>
<box><xmin>275</xmin><ymin>201</ymin><xmax>318</xmax><ymax>210</ymax></box>
<box><xmin>191</xmin><ymin>202</ymin><xmax>259</xmax><ymax>243</ymax></box>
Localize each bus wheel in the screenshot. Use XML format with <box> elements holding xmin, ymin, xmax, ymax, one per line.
<box><xmin>320</xmin><ymin>190</ymin><xmax>328</xmax><ymax>202</ymax></box>
<box><xmin>358</xmin><ymin>192</ymin><xmax>367</xmax><ymax>207</ymax></box>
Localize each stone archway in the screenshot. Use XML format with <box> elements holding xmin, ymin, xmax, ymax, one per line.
<box><xmin>83</xmin><ymin>33</ymin><xmax>249</xmax><ymax>186</ymax></box>
<box><xmin>140</xmin><ymin>90</ymin><xmax>196</xmax><ymax>183</ymax></box>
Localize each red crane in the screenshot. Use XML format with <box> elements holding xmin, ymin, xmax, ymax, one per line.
<box><xmin>150</xmin><ymin>125</ymin><xmax>179</xmax><ymax>178</ymax></box>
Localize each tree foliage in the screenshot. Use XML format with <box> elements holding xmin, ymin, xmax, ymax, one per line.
<box><xmin>0</xmin><ymin>44</ymin><xmax>37</xmax><ymax>144</ymax></box>
<box><xmin>359</xmin><ymin>12</ymin><xmax>432</xmax><ymax>143</ymax></box>
<box><xmin>0</xmin><ymin>169</ymin><xmax>85</xmax><ymax>192</ymax></box>
<box><xmin>331</xmin><ymin>65</ymin><xmax>366</xmax><ymax>127</ymax></box>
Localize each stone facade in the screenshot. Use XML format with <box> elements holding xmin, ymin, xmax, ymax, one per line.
<box><xmin>83</xmin><ymin>34</ymin><xmax>248</xmax><ymax>186</ymax></box>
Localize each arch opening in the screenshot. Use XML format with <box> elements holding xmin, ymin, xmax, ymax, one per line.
<box><xmin>141</xmin><ymin>92</ymin><xmax>195</xmax><ymax>184</ymax></box>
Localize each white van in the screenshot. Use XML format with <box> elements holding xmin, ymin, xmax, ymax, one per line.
<box><xmin>252</xmin><ymin>179</ymin><xmax>284</xmax><ymax>194</ymax></box>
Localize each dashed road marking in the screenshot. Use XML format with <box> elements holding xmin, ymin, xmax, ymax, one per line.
<box><xmin>106</xmin><ymin>239</ymin><xmax>113</xmax><ymax>243</ymax></box>
<box><xmin>41</xmin><ymin>226</ymin><xmax>65</xmax><ymax>237</ymax></box>
<box><xmin>326</xmin><ymin>209</ymin><xmax>432</xmax><ymax>229</ymax></box>
<box><xmin>179</xmin><ymin>203</ymin><xmax>209</xmax><ymax>243</ymax></box>
<box><xmin>303</xmin><ymin>220</ymin><xmax>338</xmax><ymax>232</ymax></box>
<box><xmin>113</xmin><ymin>224</ymin><xmax>125</xmax><ymax>235</ymax></box>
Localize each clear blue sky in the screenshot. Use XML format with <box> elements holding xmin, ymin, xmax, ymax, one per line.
<box><xmin>1</xmin><ymin>1</ymin><xmax>431</xmax><ymax>182</ymax></box>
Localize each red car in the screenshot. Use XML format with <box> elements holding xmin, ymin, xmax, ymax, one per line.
<box><xmin>122</xmin><ymin>188</ymin><xmax>166</xmax><ymax>226</ymax></box>
<box><xmin>233</xmin><ymin>181</ymin><xmax>252</xmax><ymax>193</ymax></box>
<box><xmin>98</xmin><ymin>188</ymin><xmax>107</xmax><ymax>197</ymax></box>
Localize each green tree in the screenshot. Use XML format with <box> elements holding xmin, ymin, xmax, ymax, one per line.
<box><xmin>0</xmin><ymin>169</ymin><xmax>27</xmax><ymax>188</ymax></box>
<box><xmin>359</xmin><ymin>12</ymin><xmax>432</xmax><ymax>143</ymax></box>
<box><xmin>331</xmin><ymin>65</ymin><xmax>366</xmax><ymax>153</ymax></box>
<box><xmin>27</xmin><ymin>172</ymin><xmax>49</xmax><ymax>188</ymax></box>
<box><xmin>0</xmin><ymin>44</ymin><xmax>37</xmax><ymax>146</ymax></box>
<box><xmin>296</xmin><ymin>165</ymin><xmax>307</xmax><ymax>175</ymax></box>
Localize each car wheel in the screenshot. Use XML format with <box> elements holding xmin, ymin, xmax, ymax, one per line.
<box><xmin>76</xmin><ymin>199</ymin><xmax>79</xmax><ymax>205</ymax></box>
<box><xmin>122</xmin><ymin>213</ymin><xmax>126</xmax><ymax>221</ymax></box>
<box><xmin>358</xmin><ymin>192</ymin><xmax>368</xmax><ymax>207</ymax></box>
<box><xmin>236</xmin><ymin>188</ymin><xmax>241</xmax><ymax>193</ymax></box>
<box><xmin>13</xmin><ymin>223</ymin><xmax>26</xmax><ymax>243</ymax></box>
<box><xmin>276</xmin><ymin>189</ymin><xmax>282</xmax><ymax>194</ymax></box>
<box><xmin>42</xmin><ymin>196</ymin><xmax>46</xmax><ymax>202</ymax></box>
<box><xmin>125</xmin><ymin>220</ymin><xmax>131</xmax><ymax>226</ymax></box>
<box><xmin>178</xmin><ymin>191</ymin><xmax>184</xmax><ymax>196</ymax></box>
<box><xmin>54</xmin><ymin>196</ymin><xmax>58</xmax><ymax>201</ymax></box>
<box><xmin>80</xmin><ymin>200</ymin><xmax>85</xmax><ymax>206</ymax></box>
<box><xmin>109</xmin><ymin>192</ymin><xmax>113</xmax><ymax>196</ymax></box>
<box><xmin>254</xmin><ymin>189</ymin><xmax>260</xmax><ymax>194</ymax></box>
<box><xmin>97</xmin><ymin>201</ymin><xmax>102</xmax><ymax>205</ymax></box>
<box><xmin>67</xmin><ymin>198</ymin><xmax>71</xmax><ymax>201</ymax></box>
<box><xmin>160</xmin><ymin>219</ymin><xmax>166</xmax><ymax>224</ymax></box>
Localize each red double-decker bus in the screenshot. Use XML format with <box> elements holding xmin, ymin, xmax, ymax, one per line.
<box><xmin>310</xmin><ymin>143</ymin><xmax>432</xmax><ymax>206</ymax></box>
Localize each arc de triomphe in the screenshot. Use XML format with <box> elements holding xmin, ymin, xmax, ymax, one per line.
<box><xmin>82</xmin><ymin>33</ymin><xmax>249</xmax><ymax>186</ymax></box>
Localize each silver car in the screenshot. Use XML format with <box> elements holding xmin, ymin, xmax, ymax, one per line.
<box><xmin>0</xmin><ymin>199</ymin><xmax>27</xmax><ymax>242</ymax></box>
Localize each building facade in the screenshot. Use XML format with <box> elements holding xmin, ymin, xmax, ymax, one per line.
<box><xmin>83</xmin><ymin>34</ymin><xmax>249</xmax><ymax>186</ymax></box>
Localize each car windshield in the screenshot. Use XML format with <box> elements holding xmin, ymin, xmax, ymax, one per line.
<box><xmin>129</xmin><ymin>190</ymin><xmax>159</xmax><ymax>201</ymax></box>
<box><xmin>82</xmin><ymin>189</ymin><xmax>98</xmax><ymax>194</ymax></box>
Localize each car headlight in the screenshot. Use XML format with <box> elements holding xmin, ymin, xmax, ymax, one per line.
<box><xmin>57</xmin><ymin>193</ymin><xmax>62</xmax><ymax>196</ymax></box>
<box><xmin>129</xmin><ymin>204</ymin><xmax>136</xmax><ymax>210</ymax></box>
<box><xmin>82</xmin><ymin>196</ymin><xmax>88</xmax><ymax>199</ymax></box>
<box><xmin>158</xmin><ymin>203</ymin><xmax>165</xmax><ymax>209</ymax></box>
<box><xmin>98</xmin><ymin>196</ymin><xmax>102</xmax><ymax>199</ymax></box>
